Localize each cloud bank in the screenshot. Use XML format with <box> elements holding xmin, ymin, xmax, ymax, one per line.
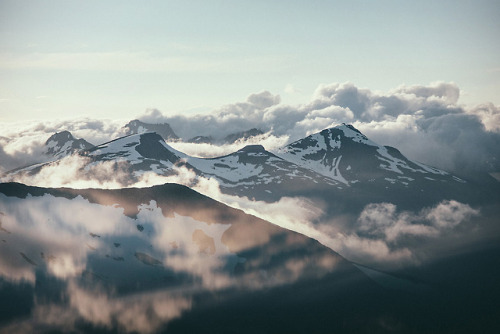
<box><xmin>1</xmin><ymin>82</ymin><xmax>499</xmax><ymax>176</ymax></box>
<box><xmin>136</xmin><ymin>82</ymin><xmax>499</xmax><ymax>175</ymax></box>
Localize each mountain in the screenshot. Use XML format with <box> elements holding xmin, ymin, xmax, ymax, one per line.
<box><xmin>279</xmin><ymin>124</ymin><xmax>461</xmax><ymax>185</ymax></box>
<box><xmin>274</xmin><ymin>124</ymin><xmax>498</xmax><ymax>210</ymax></box>
<box><xmin>124</xmin><ymin>119</ymin><xmax>179</xmax><ymax>141</ymax></box>
<box><xmin>44</xmin><ymin>130</ymin><xmax>94</xmax><ymax>159</ymax></box>
<box><xmin>223</xmin><ymin>128</ymin><xmax>264</xmax><ymax>143</ymax></box>
<box><xmin>186</xmin><ymin>128</ymin><xmax>264</xmax><ymax>144</ymax></box>
<box><xmin>85</xmin><ymin>132</ymin><xmax>185</xmax><ymax>173</ymax></box>
<box><xmin>7</xmin><ymin>125</ymin><xmax>496</xmax><ymax>210</ymax></box>
<box><xmin>187</xmin><ymin>135</ymin><xmax>213</xmax><ymax>144</ymax></box>
<box><xmin>85</xmin><ymin>133</ymin><xmax>341</xmax><ymax>199</ymax></box>
<box><xmin>2</xmin><ymin>182</ymin><xmax>499</xmax><ymax>333</ymax></box>
<box><xmin>0</xmin><ymin>182</ymin><xmax>381</xmax><ymax>333</ymax></box>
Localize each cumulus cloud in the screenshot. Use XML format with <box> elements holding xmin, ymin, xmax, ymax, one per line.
<box><xmin>132</xmin><ymin>81</ymin><xmax>500</xmax><ymax>175</ymax></box>
<box><xmin>137</xmin><ymin>91</ymin><xmax>282</xmax><ymax>141</ymax></box>
<box><xmin>468</xmin><ymin>103</ymin><xmax>500</xmax><ymax>132</ymax></box>
<box><xmin>1</xmin><ymin>81</ymin><xmax>499</xmax><ymax>177</ymax></box>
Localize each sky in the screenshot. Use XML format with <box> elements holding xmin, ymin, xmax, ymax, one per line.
<box><xmin>0</xmin><ymin>0</ymin><xmax>499</xmax><ymax>122</ymax></box>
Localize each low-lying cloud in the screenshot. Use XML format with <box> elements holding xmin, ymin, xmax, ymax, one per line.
<box><xmin>358</xmin><ymin>201</ymin><xmax>479</xmax><ymax>243</ymax></box>
<box><xmin>0</xmin><ymin>118</ymin><xmax>127</xmax><ymax>173</ymax></box>
<box><xmin>139</xmin><ymin>82</ymin><xmax>500</xmax><ymax>175</ymax></box>
<box><xmin>1</xmin><ymin>82</ymin><xmax>499</xmax><ymax>176</ymax></box>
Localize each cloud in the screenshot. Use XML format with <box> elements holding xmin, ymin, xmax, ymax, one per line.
<box><xmin>132</xmin><ymin>81</ymin><xmax>500</xmax><ymax>175</ymax></box>
<box><xmin>0</xmin><ymin>149</ymin><xmax>485</xmax><ymax>273</ymax></box>
<box><xmin>468</xmin><ymin>102</ymin><xmax>500</xmax><ymax>132</ymax></box>
<box><xmin>168</xmin><ymin>133</ymin><xmax>289</xmax><ymax>158</ymax></box>
<box><xmin>247</xmin><ymin>91</ymin><xmax>281</xmax><ymax>109</ymax></box>
<box><xmin>357</xmin><ymin>201</ymin><xmax>479</xmax><ymax>242</ymax></box>
<box><xmin>5</xmin><ymin>282</ymin><xmax>192</xmax><ymax>334</ymax></box>
<box><xmin>134</xmin><ymin>167</ymin><xmax>416</xmax><ymax>269</ymax></box>
<box><xmin>2</xmin><ymin>81</ymin><xmax>499</xmax><ymax>177</ymax></box>
<box><xmin>284</xmin><ymin>83</ymin><xmax>301</xmax><ymax>95</ymax></box>
<box><xmin>424</xmin><ymin>200</ymin><xmax>480</xmax><ymax>229</ymax></box>
<box><xmin>0</xmin><ymin>197</ymin><xmax>192</xmax><ymax>332</ymax></box>
<box><xmin>0</xmin><ymin>119</ymin><xmax>128</xmax><ymax>173</ymax></box>
<box><xmin>1</xmin><ymin>155</ymin><xmax>135</xmax><ymax>189</ymax></box>
<box><xmin>0</xmin><ymin>193</ymin><xmax>138</xmax><ymax>283</ymax></box>
<box><xmin>138</xmin><ymin>91</ymin><xmax>282</xmax><ymax>140</ymax></box>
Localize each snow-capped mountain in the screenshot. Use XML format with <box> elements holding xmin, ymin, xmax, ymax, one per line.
<box><xmin>278</xmin><ymin>124</ymin><xmax>461</xmax><ymax>186</ymax></box>
<box><xmin>44</xmin><ymin>130</ymin><xmax>94</xmax><ymax>159</ymax></box>
<box><xmin>185</xmin><ymin>144</ymin><xmax>341</xmax><ymax>199</ymax></box>
<box><xmin>124</xmin><ymin>119</ymin><xmax>179</xmax><ymax>141</ymax></box>
<box><xmin>82</xmin><ymin>132</ymin><xmax>341</xmax><ymax>199</ymax></box>
<box><xmin>86</xmin><ymin>132</ymin><xmax>184</xmax><ymax>169</ymax></box>
<box><xmin>2</xmin><ymin>126</ymin><xmax>500</xmax><ymax>333</ymax></box>
<box><xmin>7</xmin><ymin>124</ymin><xmax>494</xmax><ymax>209</ymax></box>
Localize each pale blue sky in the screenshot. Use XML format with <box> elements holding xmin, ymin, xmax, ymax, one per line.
<box><xmin>0</xmin><ymin>0</ymin><xmax>499</xmax><ymax>121</ymax></box>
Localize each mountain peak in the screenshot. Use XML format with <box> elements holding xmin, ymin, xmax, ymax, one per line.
<box><xmin>324</xmin><ymin>123</ymin><xmax>372</xmax><ymax>144</ymax></box>
<box><xmin>45</xmin><ymin>131</ymin><xmax>74</xmax><ymax>144</ymax></box>
<box><xmin>86</xmin><ymin>132</ymin><xmax>183</xmax><ymax>168</ymax></box>
<box><xmin>237</xmin><ymin>144</ymin><xmax>266</xmax><ymax>153</ymax></box>
<box><xmin>223</xmin><ymin>128</ymin><xmax>263</xmax><ymax>144</ymax></box>
<box><xmin>45</xmin><ymin>131</ymin><xmax>93</xmax><ymax>158</ymax></box>
<box><xmin>124</xmin><ymin>119</ymin><xmax>179</xmax><ymax>141</ymax></box>
<box><xmin>278</xmin><ymin>124</ymin><xmax>455</xmax><ymax>186</ymax></box>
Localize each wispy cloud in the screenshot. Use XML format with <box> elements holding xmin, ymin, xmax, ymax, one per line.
<box><xmin>0</xmin><ymin>52</ymin><xmax>291</xmax><ymax>74</ymax></box>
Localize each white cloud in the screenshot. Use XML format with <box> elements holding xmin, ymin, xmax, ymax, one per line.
<box><xmin>0</xmin><ymin>193</ymin><xmax>137</xmax><ymax>282</ymax></box>
<box><xmin>2</xmin><ymin>81</ymin><xmax>499</xmax><ymax>175</ymax></box>
<box><xmin>357</xmin><ymin>201</ymin><xmax>479</xmax><ymax>242</ymax></box>
<box><xmin>1</xmin><ymin>155</ymin><xmax>133</xmax><ymax>189</ymax></box>
<box><xmin>284</xmin><ymin>83</ymin><xmax>301</xmax><ymax>95</ymax></box>
<box><xmin>425</xmin><ymin>200</ymin><xmax>480</xmax><ymax>229</ymax></box>
<box><xmin>467</xmin><ymin>102</ymin><xmax>500</xmax><ymax>132</ymax></box>
<box><xmin>135</xmin><ymin>81</ymin><xmax>499</xmax><ymax>174</ymax></box>
<box><xmin>0</xmin><ymin>118</ymin><xmax>128</xmax><ymax>173</ymax></box>
<box><xmin>169</xmin><ymin>132</ymin><xmax>289</xmax><ymax>158</ymax></box>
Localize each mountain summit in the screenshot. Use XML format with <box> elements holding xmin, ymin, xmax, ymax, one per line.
<box><xmin>124</xmin><ymin>119</ymin><xmax>179</xmax><ymax>141</ymax></box>
<box><xmin>278</xmin><ymin>124</ymin><xmax>459</xmax><ymax>186</ymax></box>
<box><xmin>44</xmin><ymin>131</ymin><xmax>94</xmax><ymax>159</ymax></box>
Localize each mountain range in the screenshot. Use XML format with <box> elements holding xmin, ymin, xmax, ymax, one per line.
<box><xmin>1</xmin><ymin>120</ymin><xmax>500</xmax><ymax>333</ymax></box>
<box><xmin>9</xmin><ymin>123</ymin><xmax>498</xmax><ymax>210</ymax></box>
